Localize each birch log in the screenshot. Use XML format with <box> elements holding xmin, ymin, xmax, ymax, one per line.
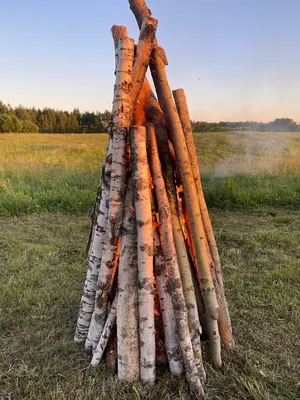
<box><xmin>86</xmin><ymin>31</ymin><xmax>134</xmax><ymax>351</ymax></box>
<box><xmin>147</xmin><ymin>119</ymin><xmax>205</xmax><ymax>372</ymax></box>
<box><xmin>75</xmin><ymin>26</ymin><xmax>128</xmax><ymax>345</ymax></box>
<box><xmin>131</xmin><ymin>17</ymin><xmax>158</xmax><ymax>108</ymax></box>
<box><xmin>153</xmin><ymin>228</ymin><xmax>183</xmax><ymax>376</ymax></box>
<box><xmin>129</xmin><ymin>0</ymin><xmax>156</xmax><ymax>37</ymax></box>
<box><xmin>150</xmin><ymin>46</ymin><xmax>222</xmax><ymax>369</ymax></box>
<box><xmin>130</xmin><ymin>125</ymin><xmax>155</xmax><ymax>385</ymax></box>
<box><xmin>173</xmin><ymin>88</ymin><xmax>233</xmax><ymax>348</ymax></box>
<box><xmin>91</xmin><ymin>294</ymin><xmax>118</xmax><ymax>366</ymax></box>
<box><xmin>74</xmin><ymin>139</ymin><xmax>113</xmax><ymax>343</ymax></box>
<box><xmin>146</xmin><ymin>144</ymin><xmax>205</xmax><ymax>399</ymax></box>
<box><xmin>147</xmin><ymin>123</ymin><xmax>206</xmax><ymax>386</ymax></box>
<box><xmin>145</xmin><ymin>96</ymin><xmax>210</xmax><ymax>338</ymax></box>
<box><xmin>117</xmin><ymin>178</ymin><xmax>140</xmax><ymax>382</ymax></box>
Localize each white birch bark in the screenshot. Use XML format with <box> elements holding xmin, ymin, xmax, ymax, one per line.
<box><xmin>145</xmin><ymin>123</ymin><xmax>204</xmax><ymax>398</ymax></box>
<box><xmin>75</xmin><ymin>26</ymin><xmax>129</xmax><ymax>345</ymax></box>
<box><xmin>153</xmin><ymin>228</ymin><xmax>183</xmax><ymax>376</ymax></box>
<box><xmin>74</xmin><ymin>139</ymin><xmax>113</xmax><ymax>343</ymax></box>
<box><xmin>85</xmin><ymin>137</ymin><xmax>113</xmax><ymax>265</ymax></box>
<box><xmin>91</xmin><ymin>293</ymin><xmax>118</xmax><ymax>367</ymax></box>
<box><xmin>86</xmin><ymin>34</ymin><xmax>134</xmax><ymax>352</ymax></box>
<box><xmin>117</xmin><ymin>178</ymin><xmax>139</xmax><ymax>382</ymax></box>
<box><xmin>130</xmin><ymin>125</ymin><xmax>155</xmax><ymax>385</ymax></box>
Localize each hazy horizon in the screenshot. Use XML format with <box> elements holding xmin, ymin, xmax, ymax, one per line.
<box><xmin>1</xmin><ymin>0</ymin><xmax>299</xmax><ymax>123</ymax></box>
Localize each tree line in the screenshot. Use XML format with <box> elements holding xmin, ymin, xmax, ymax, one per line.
<box><xmin>0</xmin><ymin>101</ymin><xmax>111</xmax><ymax>133</ymax></box>
<box><xmin>191</xmin><ymin>118</ymin><xmax>300</xmax><ymax>133</ymax></box>
<box><xmin>0</xmin><ymin>100</ymin><xmax>299</xmax><ymax>133</ymax></box>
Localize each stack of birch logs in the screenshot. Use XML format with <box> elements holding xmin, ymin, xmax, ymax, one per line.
<box><xmin>74</xmin><ymin>1</ymin><xmax>234</xmax><ymax>398</ymax></box>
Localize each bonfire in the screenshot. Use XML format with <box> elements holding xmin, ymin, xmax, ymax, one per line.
<box><xmin>74</xmin><ymin>1</ymin><xmax>234</xmax><ymax>398</ymax></box>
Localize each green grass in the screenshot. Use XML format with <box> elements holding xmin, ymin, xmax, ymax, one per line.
<box><xmin>0</xmin><ymin>211</ymin><xmax>299</xmax><ymax>399</ymax></box>
<box><xmin>0</xmin><ymin>133</ymin><xmax>108</xmax><ymax>215</ymax></box>
<box><xmin>1</xmin><ymin>132</ymin><xmax>300</xmax><ymax>398</ymax></box>
<box><xmin>1</xmin><ymin>132</ymin><xmax>300</xmax><ymax>215</ymax></box>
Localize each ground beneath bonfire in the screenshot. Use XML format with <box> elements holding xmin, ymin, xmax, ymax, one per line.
<box><xmin>1</xmin><ymin>211</ymin><xmax>299</xmax><ymax>400</ymax></box>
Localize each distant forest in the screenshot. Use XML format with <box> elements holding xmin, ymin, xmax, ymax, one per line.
<box><xmin>0</xmin><ymin>100</ymin><xmax>299</xmax><ymax>133</ymax></box>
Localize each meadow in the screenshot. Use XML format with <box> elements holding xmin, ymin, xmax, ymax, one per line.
<box><xmin>0</xmin><ymin>132</ymin><xmax>300</xmax><ymax>399</ymax></box>
<box><xmin>1</xmin><ymin>131</ymin><xmax>300</xmax><ymax>215</ymax></box>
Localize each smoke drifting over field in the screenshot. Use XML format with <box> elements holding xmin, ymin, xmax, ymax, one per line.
<box><xmin>211</xmin><ymin>131</ymin><xmax>299</xmax><ymax>177</ymax></box>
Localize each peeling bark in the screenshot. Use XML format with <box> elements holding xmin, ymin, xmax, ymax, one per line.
<box><xmin>153</xmin><ymin>228</ymin><xmax>183</xmax><ymax>376</ymax></box>
<box><xmin>130</xmin><ymin>125</ymin><xmax>155</xmax><ymax>385</ymax></box>
<box><xmin>117</xmin><ymin>178</ymin><xmax>140</xmax><ymax>382</ymax></box>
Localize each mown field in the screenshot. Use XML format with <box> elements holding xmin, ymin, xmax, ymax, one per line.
<box><xmin>1</xmin><ymin>132</ymin><xmax>300</xmax><ymax>399</ymax></box>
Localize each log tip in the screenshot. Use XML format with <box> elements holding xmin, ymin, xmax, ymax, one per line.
<box><xmin>111</xmin><ymin>25</ymin><xmax>128</xmax><ymax>41</ymax></box>
<box><xmin>90</xmin><ymin>358</ymin><xmax>99</xmax><ymax>368</ymax></box>
<box><xmin>172</xmin><ymin>88</ymin><xmax>185</xmax><ymax>99</ymax></box>
<box><xmin>74</xmin><ymin>336</ymin><xmax>85</xmax><ymax>344</ymax></box>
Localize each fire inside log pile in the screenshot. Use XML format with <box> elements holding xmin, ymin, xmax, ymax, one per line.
<box><xmin>74</xmin><ymin>1</ymin><xmax>234</xmax><ymax>398</ymax></box>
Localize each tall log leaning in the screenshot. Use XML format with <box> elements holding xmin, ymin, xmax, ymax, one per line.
<box><xmin>117</xmin><ymin>178</ymin><xmax>140</xmax><ymax>381</ymax></box>
<box><xmin>173</xmin><ymin>88</ymin><xmax>234</xmax><ymax>349</ymax></box>
<box><xmin>131</xmin><ymin>17</ymin><xmax>158</xmax><ymax>109</ymax></box>
<box><xmin>74</xmin><ymin>139</ymin><xmax>112</xmax><ymax>343</ymax></box>
<box><xmin>127</xmin><ymin>0</ymin><xmax>222</xmax><ymax>368</ymax></box>
<box><xmin>149</xmin><ymin>46</ymin><xmax>222</xmax><ymax>369</ymax></box>
<box><xmin>85</xmin><ymin>30</ymin><xmax>135</xmax><ymax>352</ymax></box>
<box><xmin>130</xmin><ymin>125</ymin><xmax>155</xmax><ymax>385</ymax></box>
<box><xmin>74</xmin><ymin>23</ymin><xmax>127</xmax><ymax>343</ymax></box>
<box><xmin>147</xmin><ymin>123</ymin><xmax>205</xmax><ymax>381</ymax></box>
<box><xmin>85</xmin><ymin>136</ymin><xmax>112</xmax><ymax>263</ymax></box>
<box><xmin>146</xmin><ymin>123</ymin><xmax>204</xmax><ymax>398</ymax></box>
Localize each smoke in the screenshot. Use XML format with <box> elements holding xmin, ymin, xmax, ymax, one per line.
<box><xmin>211</xmin><ymin>131</ymin><xmax>296</xmax><ymax>177</ymax></box>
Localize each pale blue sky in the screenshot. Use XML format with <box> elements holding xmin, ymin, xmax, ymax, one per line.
<box><xmin>1</xmin><ymin>0</ymin><xmax>299</xmax><ymax>122</ymax></box>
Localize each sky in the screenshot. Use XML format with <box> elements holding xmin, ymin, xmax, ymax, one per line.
<box><xmin>1</xmin><ymin>0</ymin><xmax>299</xmax><ymax>122</ymax></box>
